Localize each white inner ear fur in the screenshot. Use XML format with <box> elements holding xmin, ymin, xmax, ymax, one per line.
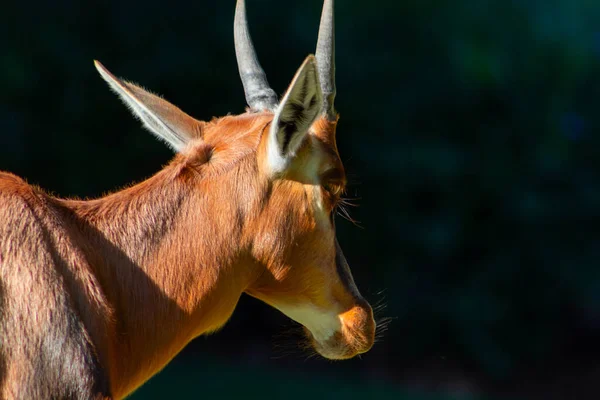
<box><xmin>94</xmin><ymin>60</ymin><xmax>189</xmax><ymax>152</ymax></box>
<box><xmin>266</xmin><ymin>56</ymin><xmax>323</xmax><ymax>174</ymax></box>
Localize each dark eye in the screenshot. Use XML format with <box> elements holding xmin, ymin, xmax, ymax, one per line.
<box><xmin>321</xmin><ymin>168</ymin><xmax>346</xmax><ymax>191</ymax></box>
<box><xmin>322</xmin><ymin>182</ymin><xmax>342</xmax><ymax>206</ymax></box>
<box><xmin>320</xmin><ymin>168</ymin><xmax>346</xmax><ymax>215</ymax></box>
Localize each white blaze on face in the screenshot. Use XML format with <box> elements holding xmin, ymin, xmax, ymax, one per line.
<box><xmin>271</xmin><ymin>137</ymin><xmax>344</xmax><ymax>343</ymax></box>
<box><xmin>311</xmin><ymin>185</ymin><xmax>328</xmax><ymax>223</ymax></box>
<box><xmin>307</xmin><ymin>135</ymin><xmax>332</xmax><ymax>225</ymax></box>
<box><xmin>275</xmin><ymin>303</ymin><xmax>341</xmax><ymax>342</ymax></box>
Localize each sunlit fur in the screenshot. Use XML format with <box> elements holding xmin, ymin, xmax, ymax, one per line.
<box><xmin>0</xmin><ymin>104</ymin><xmax>375</xmax><ymax>398</ymax></box>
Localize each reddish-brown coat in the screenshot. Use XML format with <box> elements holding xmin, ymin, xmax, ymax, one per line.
<box><xmin>0</xmin><ymin>111</ymin><xmax>373</xmax><ymax>399</ymax></box>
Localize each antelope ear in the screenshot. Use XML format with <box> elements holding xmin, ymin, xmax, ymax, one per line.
<box><xmin>94</xmin><ymin>60</ymin><xmax>202</xmax><ymax>152</ymax></box>
<box><xmin>265</xmin><ymin>55</ymin><xmax>323</xmax><ymax>174</ymax></box>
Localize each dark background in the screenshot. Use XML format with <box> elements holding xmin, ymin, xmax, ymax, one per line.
<box><xmin>2</xmin><ymin>0</ymin><xmax>600</xmax><ymax>399</ymax></box>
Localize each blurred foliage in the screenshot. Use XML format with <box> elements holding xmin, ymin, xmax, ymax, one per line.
<box><xmin>1</xmin><ymin>0</ymin><xmax>600</xmax><ymax>398</ymax></box>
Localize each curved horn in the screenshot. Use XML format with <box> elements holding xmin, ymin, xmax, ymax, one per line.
<box><xmin>234</xmin><ymin>0</ymin><xmax>278</xmax><ymax>112</ymax></box>
<box><xmin>315</xmin><ymin>0</ymin><xmax>336</xmax><ymax>119</ymax></box>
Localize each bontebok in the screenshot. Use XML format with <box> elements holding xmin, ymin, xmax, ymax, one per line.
<box><xmin>0</xmin><ymin>0</ymin><xmax>375</xmax><ymax>398</ymax></box>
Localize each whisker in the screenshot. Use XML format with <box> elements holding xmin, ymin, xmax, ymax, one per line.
<box><xmin>372</xmin><ymin>301</ymin><xmax>388</xmax><ymax>311</ymax></box>
<box><xmin>339</xmin><ymin>197</ymin><xmax>361</xmax><ymax>207</ymax></box>
<box><xmin>270</xmin><ymin>324</ymin><xmax>314</xmax><ymax>360</ymax></box>
<box><xmin>336</xmin><ymin>204</ymin><xmax>362</xmax><ymax>228</ymax></box>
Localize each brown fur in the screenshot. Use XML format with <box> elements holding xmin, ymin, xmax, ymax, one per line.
<box><xmin>0</xmin><ymin>110</ymin><xmax>374</xmax><ymax>399</ymax></box>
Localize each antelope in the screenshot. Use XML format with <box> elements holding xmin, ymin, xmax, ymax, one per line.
<box><xmin>0</xmin><ymin>0</ymin><xmax>375</xmax><ymax>398</ymax></box>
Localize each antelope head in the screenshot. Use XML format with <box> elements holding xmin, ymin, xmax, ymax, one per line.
<box><xmin>233</xmin><ymin>0</ymin><xmax>375</xmax><ymax>359</ymax></box>
<box><xmin>95</xmin><ymin>0</ymin><xmax>375</xmax><ymax>360</ymax></box>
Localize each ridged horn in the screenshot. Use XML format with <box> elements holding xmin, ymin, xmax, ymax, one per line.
<box><xmin>315</xmin><ymin>0</ymin><xmax>336</xmax><ymax>119</ymax></box>
<box><xmin>234</xmin><ymin>0</ymin><xmax>278</xmax><ymax>112</ymax></box>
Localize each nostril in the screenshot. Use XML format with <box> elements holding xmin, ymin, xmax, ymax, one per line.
<box><xmin>339</xmin><ymin>302</ymin><xmax>376</xmax><ymax>350</ymax></box>
<box><xmin>306</xmin><ymin>302</ymin><xmax>377</xmax><ymax>360</ymax></box>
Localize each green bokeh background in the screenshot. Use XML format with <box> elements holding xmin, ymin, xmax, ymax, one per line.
<box><xmin>1</xmin><ymin>0</ymin><xmax>600</xmax><ymax>398</ymax></box>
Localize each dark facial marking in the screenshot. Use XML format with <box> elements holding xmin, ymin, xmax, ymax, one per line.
<box><xmin>334</xmin><ymin>239</ymin><xmax>359</xmax><ymax>297</ymax></box>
